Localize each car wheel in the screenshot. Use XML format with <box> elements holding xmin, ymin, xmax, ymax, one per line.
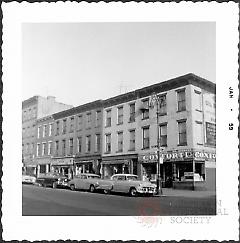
<box><xmin>52</xmin><ymin>182</ymin><xmax>57</xmax><ymax>189</ymax></box>
<box><xmin>70</xmin><ymin>184</ymin><xmax>75</xmax><ymax>191</ymax></box>
<box><xmin>103</xmin><ymin>189</ymin><xmax>110</xmax><ymax>194</ymax></box>
<box><xmin>129</xmin><ymin>187</ymin><xmax>137</xmax><ymax>197</ymax></box>
<box><xmin>89</xmin><ymin>185</ymin><xmax>95</xmax><ymax>193</ymax></box>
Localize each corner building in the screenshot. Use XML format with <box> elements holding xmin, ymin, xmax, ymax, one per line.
<box><xmin>102</xmin><ymin>73</ymin><xmax>216</xmax><ymax>190</ymax></box>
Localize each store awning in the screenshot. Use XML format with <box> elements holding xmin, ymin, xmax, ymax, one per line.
<box><xmin>101</xmin><ymin>159</ymin><xmax>129</xmax><ymax>165</ymax></box>
<box><xmin>74</xmin><ymin>160</ymin><xmax>95</xmax><ymax>164</ymax></box>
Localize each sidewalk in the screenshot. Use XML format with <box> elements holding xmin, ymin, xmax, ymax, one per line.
<box><xmin>156</xmin><ymin>188</ymin><xmax>216</xmax><ymax>198</ymax></box>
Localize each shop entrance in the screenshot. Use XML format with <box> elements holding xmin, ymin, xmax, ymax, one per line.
<box><xmin>142</xmin><ymin>163</ymin><xmax>157</xmax><ymax>182</ymax></box>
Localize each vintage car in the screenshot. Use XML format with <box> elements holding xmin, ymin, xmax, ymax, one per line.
<box><xmin>110</xmin><ymin>174</ymin><xmax>157</xmax><ymax>196</ymax></box>
<box><xmin>22</xmin><ymin>174</ymin><xmax>36</xmax><ymax>184</ymax></box>
<box><xmin>35</xmin><ymin>173</ymin><xmax>69</xmax><ymax>189</ymax></box>
<box><xmin>68</xmin><ymin>173</ymin><xmax>112</xmax><ymax>193</ymax></box>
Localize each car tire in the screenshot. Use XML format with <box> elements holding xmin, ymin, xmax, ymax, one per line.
<box><xmin>70</xmin><ymin>184</ymin><xmax>75</xmax><ymax>191</ymax></box>
<box><xmin>89</xmin><ymin>185</ymin><xmax>95</xmax><ymax>193</ymax></box>
<box><xmin>129</xmin><ymin>187</ymin><xmax>137</xmax><ymax>197</ymax></box>
<box><xmin>103</xmin><ymin>189</ymin><xmax>110</xmax><ymax>194</ymax></box>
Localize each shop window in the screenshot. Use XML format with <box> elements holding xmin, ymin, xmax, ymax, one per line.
<box><xmin>117</xmin><ymin>131</ymin><xmax>123</xmax><ymax>152</ymax></box>
<box><xmin>159</xmin><ymin>94</ymin><xmax>167</xmax><ymax>115</ymax></box>
<box><xmin>142</xmin><ymin>126</ymin><xmax>150</xmax><ymax>149</ymax></box>
<box><xmin>142</xmin><ymin>99</ymin><xmax>149</xmax><ymax>119</ymax></box>
<box><xmin>77</xmin><ymin>137</ymin><xmax>82</xmax><ymax>153</ymax></box>
<box><xmin>62</xmin><ymin>119</ymin><xmax>67</xmax><ymax>134</ymax></box>
<box><xmin>48</xmin><ymin>141</ymin><xmax>52</xmax><ymax>155</ymax></box>
<box><xmin>69</xmin><ymin>138</ymin><xmax>74</xmax><ymax>154</ymax></box>
<box><xmin>160</xmin><ymin>124</ymin><xmax>167</xmax><ymax>147</ymax></box>
<box><xmin>178</xmin><ymin>120</ymin><xmax>187</xmax><ymax>145</ymax></box>
<box><xmin>106</xmin><ymin>109</ymin><xmax>111</xmax><ymax>127</ymax></box>
<box><xmin>117</xmin><ymin>106</ymin><xmax>123</xmax><ymax>125</ymax></box>
<box><xmin>62</xmin><ymin>139</ymin><xmax>66</xmax><ymax>156</ymax></box>
<box><xmin>70</xmin><ymin>117</ymin><xmax>75</xmax><ymax>133</ymax></box>
<box><xmin>86</xmin><ymin>135</ymin><xmax>91</xmax><ymax>152</ymax></box>
<box><xmin>129</xmin><ymin>129</ymin><xmax>135</xmax><ymax>151</ymax></box>
<box><xmin>177</xmin><ymin>89</ymin><xmax>186</xmax><ymax>112</ymax></box>
<box><xmin>95</xmin><ymin>134</ymin><xmax>101</xmax><ymax>152</ymax></box>
<box><xmin>129</xmin><ymin>103</ymin><xmax>135</xmax><ymax>122</ymax></box>
<box><xmin>105</xmin><ymin>134</ymin><xmax>111</xmax><ymax>153</ymax></box>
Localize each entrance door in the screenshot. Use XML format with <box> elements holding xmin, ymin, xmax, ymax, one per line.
<box><xmin>164</xmin><ymin>163</ymin><xmax>173</xmax><ymax>187</ymax></box>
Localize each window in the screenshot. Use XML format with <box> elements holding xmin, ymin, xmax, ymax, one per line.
<box><xmin>95</xmin><ymin>134</ymin><xmax>101</xmax><ymax>152</ymax></box>
<box><xmin>196</xmin><ymin>121</ymin><xmax>203</xmax><ymax>145</ymax></box>
<box><xmin>37</xmin><ymin>143</ymin><xmax>40</xmax><ymax>156</ymax></box>
<box><xmin>70</xmin><ymin>117</ymin><xmax>74</xmax><ymax>132</ymax></box>
<box><xmin>62</xmin><ymin>119</ymin><xmax>67</xmax><ymax>134</ymax></box>
<box><xmin>49</xmin><ymin>123</ymin><xmax>53</xmax><ymax>136</ymax></box>
<box><xmin>129</xmin><ymin>103</ymin><xmax>135</xmax><ymax>122</ymax></box>
<box><xmin>31</xmin><ymin>143</ymin><xmax>34</xmax><ymax>154</ymax></box>
<box><xmin>142</xmin><ymin>126</ymin><xmax>150</xmax><ymax>149</ymax></box>
<box><xmin>48</xmin><ymin>141</ymin><xmax>52</xmax><ymax>155</ymax></box>
<box><xmin>37</xmin><ymin>126</ymin><xmax>41</xmax><ymax>138</ymax></box>
<box><xmin>96</xmin><ymin>111</ymin><xmax>101</xmax><ymax>127</ymax></box>
<box><xmin>105</xmin><ymin>134</ymin><xmax>111</xmax><ymax>153</ymax></box>
<box><xmin>56</xmin><ymin>121</ymin><xmax>60</xmax><ymax>135</ymax></box>
<box><xmin>177</xmin><ymin>89</ymin><xmax>186</xmax><ymax>111</ymax></box>
<box><xmin>159</xmin><ymin>95</ymin><xmax>167</xmax><ymax>115</ymax></box>
<box><xmin>159</xmin><ymin>124</ymin><xmax>167</xmax><ymax>147</ymax></box>
<box><xmin>69</xmin><ymin>138</ymin><xmax>74</xmax><ymax>154</ymax></box>
<box><xmin>86</xmin><ymin>113</ymin><xmax>91</xmax><ymax>128</ymax></box>
<box><xmin>86</xmin><ymin>135</ymin><xmax>91</xmax><ymax>152</ymax></box>
<box><xmin>62</xmin><ymin>140</ymin><xmax>66</xmax><ymax>156</ymax></box>
<box><xmin>42</xmin><ymin>142</ymin><xmax>47</xmax><ymax>156</ymax></box>
<box><xmin>55</xmin><ymin>141</ymin><xmax>59</xmax><ymax>156</ymax></box>
<box><xmin>77</xmin><ymin>137</ymin><xmax>82</xmax><ymax>153</ymax></box>
<box><xmin>43</xmin><ymin>124</ymin><xmax>47</xmax><ymax>138</ymax></box>
<box><xmin>117</xmin><ymin>106</ymin><xmax>123</xmax><ymax>125</ymax></box>
<box><xmin>178</xmin><ymin>120</ymin><xmax>187</xmax><ymax>145</ymax></box>
<box><xmin>117</xmin><ymin>131</ymin><xmax>123</xmax><ymax>152</ymax></box>
<box><xmin>26</xmin><ymin>143</ymin><xmax>29</xmax><ymax>153</ymax></box>
<box><xmin>142</xmin><ymin>99</ymin><xmax>149</xmax><ymax>119</ymax></box>
<box><xmin>129</xmin><ymin>129</ymin><xmax>135</xmax><ymax>151</ymax></box>
<box><xmin>106</xmin><ymin>109</ymin><xmax>111</xmax><ymax>127</ymax></box>
<box><xmin>194</xmin><ymin>90</ymin><xmax>202</xmax><ymax>111</ymax></box>
<box><xmin>78</xmin><ymin>115</ymin><xmax>83</xmax><ymax>130</ymax></box>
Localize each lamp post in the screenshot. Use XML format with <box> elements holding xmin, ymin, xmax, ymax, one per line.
<box><xmin>149</xmin><ymin>93</ymin><xmax>163</xmax><ymax>195</ymax></box>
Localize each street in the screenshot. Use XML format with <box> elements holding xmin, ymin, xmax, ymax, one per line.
<box><xmin>22</xmin><ymin>184</ymin><xmax>216</xmax><ymax>216</ymax></box>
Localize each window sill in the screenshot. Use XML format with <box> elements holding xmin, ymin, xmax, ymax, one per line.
<box><xmin>176</xmin><ymin>109</ymin><xmax>186</xmax><ymax>113</ymax></box>
<box><xmin>128</xmin><ymin>120</ymin><xmax>135</xmax><ymax>123</ymax></box>
<box><xmin>142</xmin><ymin>147</ymin><xmax>150</xmax><ymax>150</ymax></box>
<box><xmin>128</xmin><ymin>149</ymin><xmax>135</xmax><ymax>152</ymax></box>
<box><xmin>116</xmin><ymin>150</ymin><xmax>123</xmax><ymax>153</ymax></box>
<box><xmin>195</xmin><ymin>109</ymin><xmax>202</xmax><ymax>112</ymax></box>
<box><xmin>117</xmin><ymin>123</ymin><xmax>123</xmax><ymax>126</ymax></box>
<box><xmin>142</xmin><ymin>117</ymin><xmax>149</xmax><ymax>121</ymax></box>
<box><xmin>158</xmin><ymin>113</ymin><xmax>167</xmax><ymax>116</ymax></box>
<box><xmin>104</xmin><ymin>151</ymin><xmax>111</xmax><ymax>154</ymax></box>
<box><xmin>177</xmin><ymin>143</ymin><xmax>187</xmax><ymax>146</ymax></box>
<box><xmin>105</xmin><ymin>125</ymin><xmax>111</xmax><ymax>128</ymax></box>
<box><xmin>197</xmin><ymin>143</ymin><xmax>203</xmax><ymax>146</ymax></box>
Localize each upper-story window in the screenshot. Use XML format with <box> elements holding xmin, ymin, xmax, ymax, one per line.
<box><xmin>86</xmin><ymin>135</ymin><xmax>91</xmax><ymax>152</ymax></box>
<box><xmin>195</xmin><ymin>121</ymin><xmax>203</xmax><ymax>145</ymax></box>
<box><xmin>117</xmin><ymin>131</ymin><xmax>123</xmax><ymax>152</ymax></box>
<box><xmin>37</xmin><ymin>143</ymin><xmax>40</xmax><ymax>157</ymax></box>
<box><xmin>55</xmin><ymin>141</ymin><xmax>59</xmax><ymax>156</ymax></box>
<box><xmin>42</xmin><ymin>142</ymin><xmax>47</xmax><ymax>156</ymax></box>
<box><xmin>129</xmin><ymin>103</ymin><xmax>135</xmax><ymax>122</ymax></box>
<box><xmin>69</xmin><ymin>138</ymin><xmax>74</xmax><ymax>154</ymax></box>
<box><xmin>142</xmin><ymin>126</ymin><xmax>150</xmax><ymax>149</ymax></box>
<box><xmin>117</xmin><ymin>106</ymin><xmax>123</xmax><ymax>125</ymax></box>
<box><xmin>142</xmin><ymin>99</ymin><xmax>149</xmax><ymax>120</ymax></box>
<box><xmin>194</xmin><ymin>90</ymin><xmax>202</xmax><ymax>111</ymax></box>
<box><xmin>106</xmin><ymin>109</ymin><xmax>111</xmax><ymax>127</ymax></box>
<box><xmin>95</xmin><ymin>134</ymin><xmax>101</xmax><ymax>152</ymax></box>
<box><xmin>43</xmin><ymin>124</ymin><xmax>47</xmax><ymax>138</ymax></box>
<box><xmin>62</xmin><ymin>119</ymin><xmax>67</xmax><ymax>134</ymax></box>
<box><xmin>37</xmin><ymin>126</ymin><xmax>41</xmax><ymax>138</ymax></box>
<box><xmin>96</xmin><ymin>111</ymin><xmax>101</xmax><ymax>127</ymax></box>
<box><xmin>177</xmin><ymin>89</ymin><xmax>186</xmax><ymax>112</ymax></box>
<box><xmin>159</xmin><ymin>94</ymin><xmax>167</xmax><ymax>115</ymax></box>
<box><xmin>77</xmin><ymin>137</ymin><xmax>82</xmax><ymax>153</ymax></box>
<box><xmin>178</xmin><ymin>120</ymin><xmax>187</xmax><ymax>145</ymax></box>
<box><xmin>159</xmin><ymin>124</ymin><xmax>167</xmax><ymax>147</ymax></box>
<box><xmin>49</xmin><ymin>123</ymin><xmax>53</xmax><ymax>136</ymax></box>
<box><xmin>56</xmin><ymin>121</ymin><xmax>60</xmax><ymax>136</ymax></box>
<box><xmin>105</xmin><ymin>134</ymin><xmax>111</xmax><ymax>153</ymax></box>
<box><xmin>86</xmin><ymin>113</ymin><xmax>92</xmax><ymax>128</ymax></box>
<box><xmin>70</xmin><ymin>117</ymin><xmax>75</xmax><ymax>133</ymax></box>
<box><xmin>78</xmin><ymin>115</ymin><xmax>83</xmax><ymax>130</ymax></box>
<box><xmin>48</xmin><ymin>141</ymin><xmax>52</xmax><ymax>155</ymax></box>
<box><xmin>129</xmin><ymin>129</ymin><xmax>136</xmax><ymax>151</ymax></box>
<box><xmin>62</xmin><ymin>139</ymin><xmax>66</xmax><ymax>156</ymax></box>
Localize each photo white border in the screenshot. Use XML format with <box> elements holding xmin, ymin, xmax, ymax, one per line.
<box><xmin>2</xmin><ymin>2</ymin><xmax>239</xmax><ymax>241</ymax></box>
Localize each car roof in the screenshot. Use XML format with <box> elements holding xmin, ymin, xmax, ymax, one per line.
<box><xmin>111</xmin><ymin>174</ymin><xmax>137</xmax><ymax>177</ymax></box>
<box><xmin>78</xmin><ymin>173</ymin><xmax>100</xmax><ymax>176</ymax></box>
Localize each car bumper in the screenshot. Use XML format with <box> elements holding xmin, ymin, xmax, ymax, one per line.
<box><xmin>137</xmin><ymin>188</ymin><xmax>156</xmax><ymax>194</ymax></box>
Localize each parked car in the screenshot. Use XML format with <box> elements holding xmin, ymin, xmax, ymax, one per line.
<box><xmin>68</xmin><ymin>173</ymin><xmax>112</xmax><ymax>193</ymax></box>
<box><xmin>22</xmin><ymin>174</ymin><xmax>36</xmax><ymax>184</ymax></box>
<box><xmin>35</xmin><ymin>173</ymin><xmax>69</xmax><ymax>189</ymax></box>
<box><xmin>110</xmin><ymin>174</ymin><xmax>157</xmax><ymax>196</ymax></box>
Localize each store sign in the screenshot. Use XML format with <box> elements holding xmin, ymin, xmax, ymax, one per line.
<box><xmin>205</xmin><ymin>122</ymin><xmax>216</xmax><ymax>146</ymax></box>
<box><xmin>51</xmin><ymin>158</ymin><xmax>73</xmax><ymax>166</ymax></box>
<box><xmin>139</xmin><ymin>149</ymin><xmax>216</xmax><ymax>163</ymax></box>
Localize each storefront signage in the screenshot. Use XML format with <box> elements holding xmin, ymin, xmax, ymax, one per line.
<box><xmin>139</xmin><ymin>149</ymin><xmax>216</xmax><ymax>163</ymax></box>
<box><xmin>51</xmin><ymin>158</ymin><xmax>73</xmax><ymax>166</ymax></box>
<box><xmin>205</xmin><ymin>122</ymin><xmax>216</xmax><ymax>146</ymax></box>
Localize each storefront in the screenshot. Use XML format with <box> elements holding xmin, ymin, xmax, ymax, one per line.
<box><xmin>101</xmin><ymin>155</ymin><xmax>138</xmax><ymax>179</ymax></box>
<box><xmin>35</xmin><ymin>158</ymin><xmax>51</xmax><ymax>176</ymax></box>
<box><xmin>138</xmin><ymin>149</ymin><xmax>216</xmax><ymax>190</ymax></box>
<box><xmin>74</xmin><ymin>155</ymin><xmax>101</xmax><ymax>176</ymax></box>
<box><xmin>51</xmin><ymin>157</ymin><xmax>74</xmax><ymax>179</ymax></box>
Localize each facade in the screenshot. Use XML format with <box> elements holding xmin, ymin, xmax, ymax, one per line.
<box><xmin>51</xmin><ymin>100</ymin><xmax>103</xmax><ymax>178</ymax></box>
<box><xmin>102</xmin><ymin>73</ymin><xmax>216</xmax><ymax>190</ymax></box>
<box><xmin>22</xmin><ymin>95</ymin><xmax>73</xmax><ymax>175</ymax></box>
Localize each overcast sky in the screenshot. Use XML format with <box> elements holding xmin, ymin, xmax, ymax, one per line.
<box><xmin>22</xmin><ymin>22</ymin><xmax>215</xmax><ymax>106</ymax></box>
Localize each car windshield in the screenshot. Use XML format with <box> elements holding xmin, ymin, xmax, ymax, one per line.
<box><xmin>126</xmin><ymin>175</ymin><xmax>138</xmax><ymax>181</ymax></box>
<box><xmin>88</xmin><ymin>175</ymin><xmax>100</xmax><ymax>179</ymax></box>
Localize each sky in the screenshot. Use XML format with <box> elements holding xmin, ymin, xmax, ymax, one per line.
<box><xmin>22</xmin><ymin>22</ymin><xmax>215</xmax><ymax>106</ymax></box>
